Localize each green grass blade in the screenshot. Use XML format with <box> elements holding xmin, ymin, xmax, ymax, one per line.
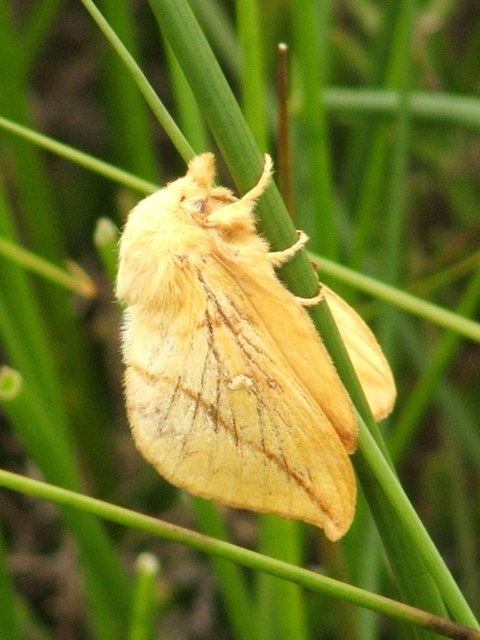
<box><xmin>291</xmin><ymin>0</ymin><xmax>336</xmax><ymax>257</ymax></box>
<box><xmin>96</xmin><ymin>0</ymin><xmax>160</xmax><ymax>181</ymax></box>
<box><xmin>0</xmin><ymin>522</ymin><xmax>21</xmax><ymax>640</ymax></box>
<box><xmin>164</xmin><ymin>42</ymin><xmax>211</xmax><ymax>153</ymax></box>
<box><xmin>0</xmin><ymin>236</ymin><xmax>95</xmax><ymax>297</ymax></box>
<box><xmin>349</xmin><ymin>2</ymin><xmax>415</xmax><ymax>269</ymax></box>
<box><xmin>193</xmin><ymin>499</ymin><xmax>257</xmax><ymax>640</ymax></box>
<box><xmin>441</xmin><ymin>429</ymin><xmax>480</xmax><ymax>615</ymax></box>
<box><xmin>94</xmin><ymin>217</ymin><xmax>121</xmax><ymax>282</ymax></box>
<box><xmin>255</xmin><ymin>518</ymin><xmax>309</xmax><ymax>640</ymax></box>
<box><xmin>324</xmin><ymin>88</ymin><xmax>480</xmax><ymax>132</ymax></box>
<box><xmin>235</xmin><ymin>0</ymin><xmax>269</xmax><ymax>150</ymax></box>
<box><xmin>0</xmin><ymin>181</ymin><xmax>69</xmax><ymax>430</ymax></box>
<box><xmin>128</xmin><ymin>553</ymin><xmax>160</xmax><ymax>640</ymax></box>
<box><xmin>0</xmin><ymin>116</ymin><xmax>158</xmax><ymax>193</ymax></box>
<box><xmin>189</xmin><ymin>0</ymin><xmax>241</xmax><ymax>80</ymax></box>
<box><xmin>81</xmin><ymin>0</ymin><xmax>194</xmax><ymax>162</ymax></box>
<box><xmin>377</xmin><ymin>1</ymin><xmax>413</xmax><ymax>355</ymax></box>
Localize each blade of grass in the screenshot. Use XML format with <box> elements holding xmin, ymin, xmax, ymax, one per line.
<box><xmin>0</xmin><ymin>123</ymin><xmax>117</xmax><ymax>493</ymax></box>
<box><xmin>377</xmin><ymin>0</ymin><xmax>413</xmax><ymax>354</ymax></box>
<box><xmin>189</xmin><ymin>0</ymin><xmax>241</xmax><ymax>80</ymax></box>
<box><xmin>255</xmin><ymin>518</ymin><xmax>309</xmax><ymax>640</ymax></box>
<box><xmin>356</xmin><ymin>418</ymin><xmax>478</xmax><ymax>629</ymax></box>
<box><xmin>0</xmin><ymin>236</ymin><xmax>95</xmax><ymax>298</ymax></box>
<box><xmin>315</xmin><ymin>297</ymin><xmax>449</xmax><ymax>639</ymax></box>
<box><xmin>4</xmin><ymin>86</ymin><xmax>480</xmax><ymax>187</ymax></box>
<box><xmin>348</xmin><ymin>514</ymin><xmax>385</xmax><ymax>640</ymax></box>
<box><xmin>348</xmin><ymin>9</ymin><xmax>420</xmax><ymax>625</ymax></box>
<box><xmin>128</xmin><ymin>553</ymin><xmax>160</xmax><ymax>640</ymax></box>
<box><xmin>2</xmin><ymin>79</ymin><xmax>480</xmax><ymax>202</ymax></box>
<box><xmin>323</xmin><ymin>88</ymin><xmax>480</xmax><ymax>132</ymax></box>
<box><xmin>148</xmin><ymin>0</ymin><xmax>266</xmax><ymax>180</ymax></box>
<box><xmin>94</xmin><ymin>217</ymin><xmax>121</xmax><ymax>282</ymax></box>
<box><xmin>235</xmin><ymin>0</ymin><xmax>268</xmax><ymax>150</ymax></box>
<box><xmin>236</xmin><ymin>2</ymin><xmax>307</xmax><ymax>636</ymax></box>
<box><xmin>350</xmin><ymin>2</ymin><xmax>416</xmax><ymax>268</ymax></box>
<box><xmin>0</xmin><ymin>116</ymin><xmax>158</xmax><ymax>193</ymax></box>
<box><xmin>0</xmin><ymin>180</ymin><xmax>69</xmax><ymax>432</ymax></box>
<box><xmin>344</xmin><ymin>4</ymin><xmax>412</xmax><ymax>600</ymax></box>
<box><xmin>395</xmin><ymin>318</ymin><xmax>480</xmax><ymax>472</ymax></box>
<box><xmin>291</xmin><ymin>0</ymin><xmax>336</xmax><ymax>257</ymax></box>
<box><xmin>354</xmin><ymin>440</ymin><xmax>447</xmax><ymax>640</ymax></box>
<box><xmin>0</xmin><ymin>6</ymin><xmax>63</xmax><ymax>261</ymax></box>
<box><xmin>0</xmin><ymin>523</ymin><xmax>21</xmax><ymax>640</ymax></box>
<box><xmin>97</xmin><ymin>0</ymin><xmax>160</xmax><ymax>181</ymax></box>
<box><xmin>0</xmin><ymin>364</ymin><xmax>129</xmax><ymax>611</ymax></box>
<box><xmin>164</xmin><ymin>42</ymin><xmax>211</xmax><ymax>153</ymax></box>
<box><xmin>0</xmin><ymin>373</ymin><xmax>132</xmax><ymax>638</ymax></box>
<box><xmin>341</xmin><ymin>0</ymin><xmax>399</xmax><ymax>210</ymax></box>
<box><xmin>192</xmin><ymin>498</ymin><xmax>257</xmax><ymax>640</ymax></box>
<box><xmin>441</xmin><ymin>428</ymin><xmax>480</xmax><ymax>615</ymax></box>
<box><xmin>0</xmin><ymin>183</ymin><xmax>132</xmax><ymax>637</ymax></box>
<box><xmin>80</xmin><ymin>0</ymin><xmax>194</xmax><ymax>162</ymax></box>
<box><xmin>349</xmin><ymin>25</ymin><xmax>415</xmax><ymax>624</ymax></box>
<box><xmin>409</xmin><ymin>250</ymin><xmax>480</xmax><ymax>298</ymax></box>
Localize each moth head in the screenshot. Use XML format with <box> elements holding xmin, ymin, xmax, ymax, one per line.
<box><xmin>174</xmin><ymin>153</ymin><xmax>237</xmax><ymax>222</ymax></box>
<box><xmin>115</xmin><ymin>154</ymin><xmax>236</xmax><ymax>308</ymax></box>
<box><xmin>118</xmin><ymin>155</ymin><xmax>219</xmax><ymax>242</ymax></box>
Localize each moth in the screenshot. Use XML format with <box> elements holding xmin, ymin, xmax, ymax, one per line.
<box><xmin>116</xmin><ymin>154</ymin><xmax>396</xmax><ymax>541</ymax></box>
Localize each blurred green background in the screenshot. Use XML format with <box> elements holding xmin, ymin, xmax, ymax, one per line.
<box><xmin>0</xmin><ymin>1</ymin><xmax>479</xmax><ymax>639</ymax></box>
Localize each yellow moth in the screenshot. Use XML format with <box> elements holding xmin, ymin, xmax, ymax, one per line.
<box><xmin>116</xmin><ymin>154</ymin><xmax>395</xmax><ymax>541</ymax></box>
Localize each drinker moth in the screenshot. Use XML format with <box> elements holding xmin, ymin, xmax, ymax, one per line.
<box><xmin>116</xmin><ymin>154</ymin><xmax>395</xmax><ymax>540</ymax></box>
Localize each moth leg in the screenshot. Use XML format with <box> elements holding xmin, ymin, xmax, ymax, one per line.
<box><xmin>295</xmin><ymin>284</ymin><xmax>325</xmax><ymax>307</ymax></box>
<box><xmin>202</xmin><ymin>154</ymin><xmax>273</xmax><ymax>229</ymax></box>
<box><xmin>267</xmin><ymin>230</ymin><xmax>309</xmax><ymax>267</ymax></box>
<box><xmin>269</xmin><ymin>231</ymin><xmax>322</xmax><ymax>306</ymax></box>
<box><xmin>202</xmin><ymin>200</ymin><xmax>254</xmax><ymax>229</ymax></box>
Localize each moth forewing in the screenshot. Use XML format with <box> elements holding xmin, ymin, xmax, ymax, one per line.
<box><xmin>116</xmin><ymin>153</ymin><xmax>396</xmax><ymax>540</ymax></box>
<box><xmin>235</xmin><ymin>271</ymin><xmax>359</xmax><ymax>454</ymax></box>
<box><xmin>124</xmin><ymin>276</ymin><xmax>356</xmax><ymax>540</ymax></box>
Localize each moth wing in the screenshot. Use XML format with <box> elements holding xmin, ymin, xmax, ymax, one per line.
<box><xmin>237</xmin><ymin>263</ymin><xmax>395</xmax><ymax>425</ymax></box>
<box><xmin>124</xmin><ymin>265</ymin><xmax>356</xmax><ymax>540</ymax></box>
<box><xmin>322</xmin><ymin>285</ymin><xmax>396</xmax><ymax>421</ymax></box>
<box><xmin>227</xmin><ymin>265</ymin><xmax>359</xmax><ymax>453</ymax></box>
